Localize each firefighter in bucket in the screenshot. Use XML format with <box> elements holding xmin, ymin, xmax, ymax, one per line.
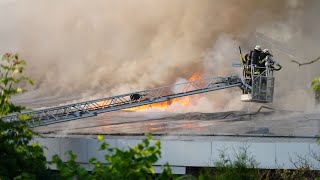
<box><xmin>239</xmin><ymin>46</ymin><xmax>282</xmax><ymax>103</ymax></box>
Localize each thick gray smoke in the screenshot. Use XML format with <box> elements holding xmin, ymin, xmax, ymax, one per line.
<box><xmin>257</xmin><ymin>1</ymin><xmax>320</xmax><ymax>111</ymax></box>
<box><xmin>0</xmin><ymin>0</ymin><xmax>319</xmax><ymax>111</ymax></box>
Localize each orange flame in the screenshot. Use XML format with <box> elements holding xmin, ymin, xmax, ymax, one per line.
<box><xmin>126</xmin><ymin>73</ymin><xmax>202</xmax><ymax>111</ymax></box>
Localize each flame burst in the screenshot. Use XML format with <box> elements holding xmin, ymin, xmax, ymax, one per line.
<box><xmin>127</xmin><ymin>73</ymin><xmax>202</xmax><ymax>111</ymax></box>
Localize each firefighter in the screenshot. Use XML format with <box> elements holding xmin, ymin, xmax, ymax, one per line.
<box><xmin>263</xmin><ymin>49</ymin><xmax>280</xmax><ymax>68</ymax></box>
<box><xmin>242</xmin><ymin>45</ymin><xmax>262</xmax><ymax>86</ymax></box>
<box><xmin>244</xmin><ymin>46</ymin><xmax>262</xmax><ymax>74</ymax></box>
<box><xmin>262</xmin><ymin>49</ymin><xmax>282</xmax><ymax>75</ymax></box>
<box><xmin>261</xmin><ymin>49</ymin><xmax>270</xmax><ymax>67</ymax></box>
<box><xmin>257</xmin><ymin>48</ymin><xmax>270</xmax><ymax>74</ymax></box>
<box><xmin>247</xmin><ymin>45</ymin><xmax>263</xmax><ymax>76</ymax></box>
<box><xmin>251</xmin><ymin>45</ymin><xmax>263</xmax><ymax>66</ymax></box>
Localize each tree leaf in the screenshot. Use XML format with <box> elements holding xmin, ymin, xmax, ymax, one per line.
<box><xmin>97</xmin><ymin>135</ymin><xmax>104</xmax><ymax>142</ymax></box>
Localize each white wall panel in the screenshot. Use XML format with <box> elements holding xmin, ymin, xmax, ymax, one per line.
<box><xmin>35</xmin><ymin>137</ymin><xmax>319</xmax><ymax>171</ymax></box>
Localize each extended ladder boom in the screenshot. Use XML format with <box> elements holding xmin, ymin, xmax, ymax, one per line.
<box><xmin>2</xmin><ymin>75</ymin><xmax>243</xmax><ymax>127</ymax></box>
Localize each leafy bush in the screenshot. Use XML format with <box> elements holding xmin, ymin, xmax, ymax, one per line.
<box><xmin>212</xmin><ymin>146</ymin><xmax>259</xmax><ymax>180</ymax></box>
<box><xmin>0</xmin><ymin>53</ymin><xmax>46</xmax><ymax>179</ymax></box>
<box><xmin>311</xmin><ymin>77</ymin><xmax>320</xmax><ymax>92</ymax></box>
<box><xmin>52</xmin><ymin>134</ymin><xmax>173</xmax><ymax>180</ymax></box>
<box><xmin>0</xmin><ymin>120</ymin><xmax>47</xmax><ymax>179</ymax></box>
<box><xmin>312</xmin><ymin>77</ymin><xmax>320</xmax><ymax>105</ymax></box>
<box><xmin>0</xmin><ymin>53</ymin><xmax>33</xmax><ymax>116</ymax></box>
<box><xmin>275</xmin><ymin>154</ymin><xmax>320</xmax><ymax>180</ymax></box>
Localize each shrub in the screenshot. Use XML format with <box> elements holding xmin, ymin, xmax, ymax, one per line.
<box><xmin>0</xmin><ymin>53</ymin><xmax>46</xmax><ymax>179</ymax></box>
<box><xmin>212</xmin><ymin>146</ymin><xmax>259</xmax><ymax>180</ymax></box>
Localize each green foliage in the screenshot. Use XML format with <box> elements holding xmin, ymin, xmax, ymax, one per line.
<box><xmin>312</xmin><ymin>77</ymin><xmax>320</xmax><ymax>106</ymax></box>
<box><xmin>0</xmin><ymin>53</ymin><xmax>46</xmax><ymax>179</ymax></box>
<box><xmin>311</xmin><ymin>77</ymin><xmax>320</xmax><ymax>92</ymax></box>
<box><xmin>276</xmin><ymin>168</ymin><xmax>312</xmax><ymax>180</ymax></box>
<box><xmin>0</xmin><ymin>121</ymin><xmax>47</xmax><ymax>179</ymax></box>
<box><xmin>275</xmin><ymin>157</ymin><xmax>320</xmax><ymax>180</ymax></box>
<box><xmin>212</xmin><ymin>146</ymin><xmax>259</xmax><ymax>180</ymax></box>
<box><xmin>52</xmin><ymin>151</ymin><xmax>89</xmax><ymax>179</ymax></box>
<box><xmin>0</xmin><ymin>53</ymin><xmax>33</xmax><ymax>117</ymax></box>
<box><xmin>53</xmin><ymin>133</ymin><xmax>174</xmax><ymax>180</ymax></box>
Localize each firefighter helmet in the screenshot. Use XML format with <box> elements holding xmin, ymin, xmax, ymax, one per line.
<box><xmin>263</xmin><ymin>49</ymin><xmax>269</xmax><ymax>53</ymax></box>
<box><xmin>254</xmin><ymin>45</ymin><xmax>262</xmax><ymax>51</ymax></box>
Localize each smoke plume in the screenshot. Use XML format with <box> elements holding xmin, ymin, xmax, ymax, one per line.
<box><xmin>0</xmin><ymin>0</ymin><xmax>319</xmax><ymax>111</ymax></box>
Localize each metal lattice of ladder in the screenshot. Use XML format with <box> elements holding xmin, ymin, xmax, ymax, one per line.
<box><xmin>1</xmin><ymin>75</ymin><xmax>243</xmax><ymax>127</ymax></box>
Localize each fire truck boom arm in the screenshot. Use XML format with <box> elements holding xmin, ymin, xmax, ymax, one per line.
<box><xmin>1</xmin><ymin>75</ymin><xmax>243</xmax><ymax>127</ymax></box>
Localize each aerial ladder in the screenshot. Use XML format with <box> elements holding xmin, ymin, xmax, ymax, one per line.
<box><xmin>1</xmin><ymin>48</ymin><xmax>281</xmax><ymax>127</ymax></box>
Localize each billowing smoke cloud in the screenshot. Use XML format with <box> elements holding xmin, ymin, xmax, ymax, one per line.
<box><xmin>256</xmin><ymin>1</ymin><xmax>320</xmax><ymax>111</ymax></box>
<box><xmin>0</xmin><ymin>0</ymin><xmax>319</xmax><ymax>111</ymax></box>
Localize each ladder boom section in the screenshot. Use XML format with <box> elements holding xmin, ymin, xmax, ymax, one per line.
<box><xmin>2</xmin><ymin>75</ymin><xmax>243</xmax><ymax>127</ymax></box>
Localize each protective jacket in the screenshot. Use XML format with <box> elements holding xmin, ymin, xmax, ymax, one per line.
<box><xmin>250</xmin><ymin>49</ymin><xmax>262</xmax><ymax>66</ymax></box>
